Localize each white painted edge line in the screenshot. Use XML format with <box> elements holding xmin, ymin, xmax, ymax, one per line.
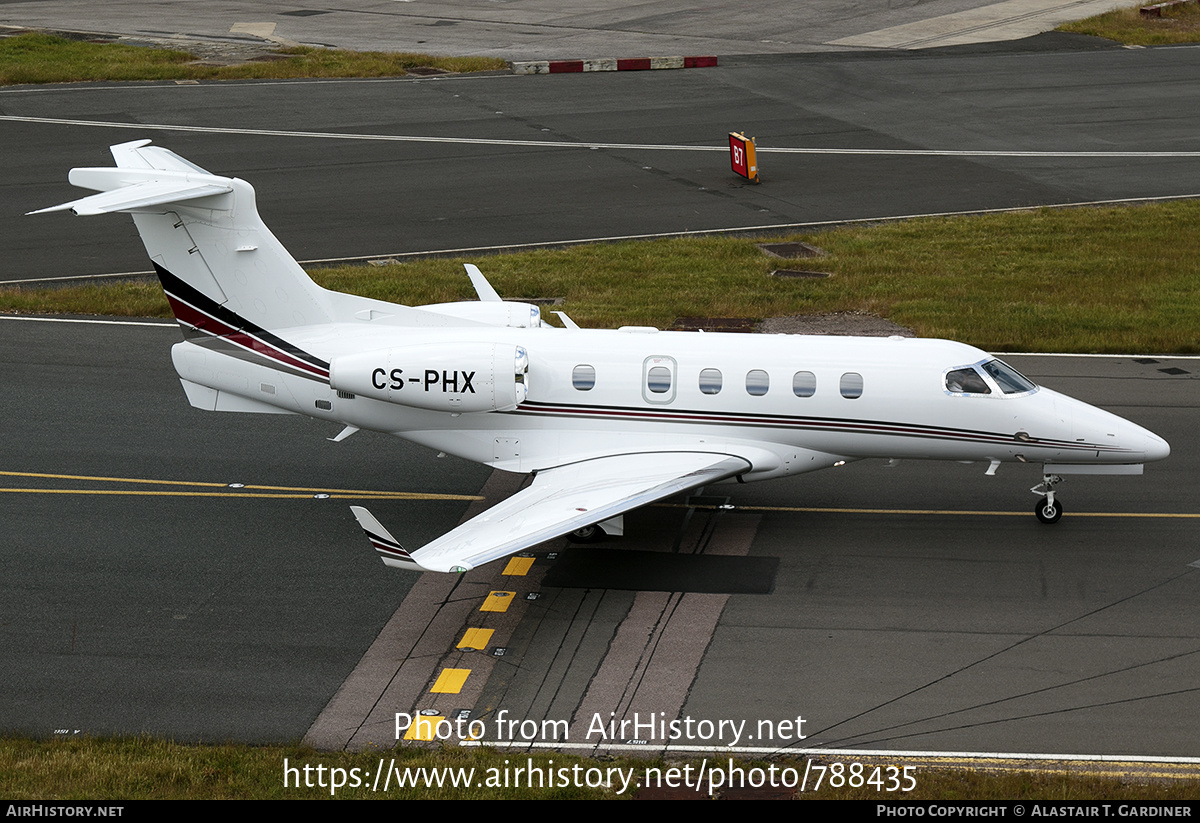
<box><xmin>294</xmin><ymin>192</ymin><xmax>1200</xmax><ymax>268</ymax></box>
<box><xmin>0</xmin><ymin>315</ymin><xmax>175</xmax><ymax>327</ymax></box>
<box><xmin>0</xmin><ymin>270</ymin><xmax>157</xmax><ymax>286</ymax></box>
<box><xmin>0</xmin><ymin>71</ymin><xmax>521</xmax><ymax>95</ymax></box>
<box><xmin>2</xmin><ymin>314</ymin><xmax>1188</xmax><ymax>358</ymax></box>
<box><xmin>3</xmin><ymin>115</ymin><xmax>1200</xmax><ymax>157</ymax></box>
<box><xmin>463</xmin><ymin>739</ymin><xmax>1200</xmax><ymax>764</ymax></box>
<box><xmin>15</xmin><ymin>191</ymin><xmax>1199</xmax><ymax>289</ymax></box>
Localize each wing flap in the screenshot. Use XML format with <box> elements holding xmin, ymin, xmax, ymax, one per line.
<box><xmin>405</xmin><ymin>451</ymin><xmax>750</xmax><ymax>573</ymax></box>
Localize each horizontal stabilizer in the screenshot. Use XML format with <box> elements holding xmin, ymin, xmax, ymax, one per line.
<box><xmin>395</xmin><ymin>451</ymin><xmax>750</xmax><ymax>573</ymax></box>
<box><xmin>28</xmin><ymin>171</ymin><xmax>233</xmax><ymax>216</ymax></box>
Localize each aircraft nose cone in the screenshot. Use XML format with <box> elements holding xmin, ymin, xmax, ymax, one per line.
<box><xmin>1143</xmin><ymin>430</ymin><xmax>1171</xmax><ymax>462</ymax></box>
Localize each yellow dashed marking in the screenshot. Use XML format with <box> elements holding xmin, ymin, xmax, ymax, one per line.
<box><xmin>430</xmin><ymin>668</ymin><xmax>471</xmax><ymax>694</ymax></box>
<box><xmin>404</xmin><ymin>714</ymin><xmax>440</xmax><ymax>741</ymax></box>
<box><xmin>502</xmin><ymin>556</ymin><xmax>535</xmax><ymax>576</ymax></box>
<box><xmin>481</xmin><ymin>591</ymin><xmax>515</xmax><ymax>612</ymax></box>
<box><xmin>458</xmin><ymin>628</ymin><xmax>494</xmax><ymax>650</ymax></box>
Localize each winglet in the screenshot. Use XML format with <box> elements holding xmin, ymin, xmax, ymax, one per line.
<box><xmin>464</xmin><ymin>264</ymin><xmax>503</xmax><ymax>302</ymax></box>
<box><xmin>350</xmin><ymin>506</ymin><xmax>430</xmax><ymax>572</ymax></box>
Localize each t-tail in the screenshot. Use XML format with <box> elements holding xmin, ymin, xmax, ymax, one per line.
<box><xmin>29</xmin><ymin>140</ymin><xmax>338</xmax><ymax>334</ymax></box>
<box><xmin>30</xmin><ymin>141</ymin><xmax>548</xmax><ymax>338</ymax></box>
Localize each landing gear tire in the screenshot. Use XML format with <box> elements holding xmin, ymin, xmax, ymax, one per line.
<box><xmin>567</xmin><ymin>524</ymin><xmax>606</xmax><ymax>544</ymax></box>
<box><xmin>1035</xmin><ymin>497</ymin><xmax>1063</xmax><ymax>524</ymax></box>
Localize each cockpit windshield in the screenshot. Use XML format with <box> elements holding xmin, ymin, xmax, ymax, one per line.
<box><xmin>980</xmin><ymin>359</ymin><xmax>1036</xmax><ymax>394</ymax></box>
<box><xmin>945</xmin><ymin>359</ymin><xmax>1037</xmax><ymax>396</ymax></box>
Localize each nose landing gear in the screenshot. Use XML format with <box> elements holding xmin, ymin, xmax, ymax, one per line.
<box><xmin>1031</xmin><ymin>474</ymin><xmax>1064</xmax><ymax>524</ymax></box>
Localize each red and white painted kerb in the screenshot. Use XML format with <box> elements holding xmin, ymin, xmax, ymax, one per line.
<box><xmin>510</xmin><ymin>56</ymin><xmax>717</xmax><ymax>75</ymax></box>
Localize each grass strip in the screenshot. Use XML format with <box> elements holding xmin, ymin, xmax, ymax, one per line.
<box><xmin>1058</xmin><ymin>1</ymin><xmax>1200</xmax><ymax>45</ymax></box>
<box><xmin>6</xmin><ymin>201</ymin><xmax>1200</xmax><ymax>354</ymax></box>
<box><xmin>0</xmin><ymin>32</ymin><xmax>506</xmax><ymax>85</ymax></box>
<box><xmin>3</xmin><ymin>737</ymin><xmax>1199</xmax><ymax>800</ymax></box>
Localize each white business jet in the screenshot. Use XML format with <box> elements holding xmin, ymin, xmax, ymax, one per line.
<box><xmin>33</xmin><ymin>142</ymin><xmax>1170</xmax><ymax>573</ymax></box>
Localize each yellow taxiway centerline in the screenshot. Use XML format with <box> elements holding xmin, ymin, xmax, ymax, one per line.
<box><xmin>0</xmin><ymin>469</ymin><xmax>481</xmax><ymax>501</ymax></box>
<box><xmin>7</xmin><ymin>470</ymin><xmax>1191</xmax><ymax>515</ymax></box>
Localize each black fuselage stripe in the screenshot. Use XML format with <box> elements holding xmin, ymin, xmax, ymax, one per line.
<box><xmin>154</xmin><ymin>263</ymin><xmax>329</xmax><ymax>376</ymax></box>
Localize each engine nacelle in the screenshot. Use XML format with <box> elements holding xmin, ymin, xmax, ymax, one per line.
<box><xmin>329</xmin><ymin>342</ymin><xmax>529</xmax><ymax>412</ymax></box>
<box><xmin>421</xmin><ymin>301</ymin><xmax>542</xmax><ymax>328</ymax></box>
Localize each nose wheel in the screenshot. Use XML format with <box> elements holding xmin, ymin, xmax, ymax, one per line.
<box><xmin>1035</xmin><ymin>497</ymin><xmax>1063</xmax><ymax>524</ymax></box>
<box><xmin>1031</xmin><ymin>474</ymin><xmax>1064</xmax><ymax>524</ymax></box>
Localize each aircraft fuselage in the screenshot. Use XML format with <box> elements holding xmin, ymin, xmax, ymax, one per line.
<box><xmin>170</xmin><ymin>323</ymin><xmax>1166</xmax><ymax>481</ymax></box>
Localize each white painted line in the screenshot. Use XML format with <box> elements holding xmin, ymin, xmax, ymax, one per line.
<box><xmin>0</xmin><ymin>73</ymin><xmax>517</xmax><ymax>96</ymax></box>
<box><xmin>2</xmin><ymin>114</ymin><xmax>1199</xmax><ymax>158</ymax></box>
<box><xmin>300</xmin><ymin>193</ymin><xmax>1200</xmax><ymax>265</ymax></box>
<box><xmin>0</xmin><ymin>315</ymin><xmax>175</xmax><ymax>327</ymax></box>
<box><xmin>0</xmin><ymin>270</ymin><xmax>157</xmax><ymax>286</ymax></box>
<box><xmin>12</xmin><ymin>193</ymin><xmax>1200</xmax><ymax>305</ymax></box>
<box><xmin>0</xmin><ymin>313</ymin><xmax>1179</xmax><ymax>358</ymax></box>
<box><xmin>464</xmin><ymin>738</ymin><xmax>1200</xmax><ymax>763</ymax></box>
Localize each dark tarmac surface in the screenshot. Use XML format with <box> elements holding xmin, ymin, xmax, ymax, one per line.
<box><xmin>3</xmin><ymin>316</ymin><xmax>1195</xmax><ymax>759</ymax></box>
<box><xmin>4</xmin><ymin>39</ymin><xmax>1200</xmax><ymax>287</ymax></box>
<box><xmin>0</xmin><ymin>26</ymin><xmax>1198</xmax><ymax>765</ymax></box>
<box><xmin>0</xmin><ymin>317</ymin><xmax>473</xmax><ymax>741</ymax></box>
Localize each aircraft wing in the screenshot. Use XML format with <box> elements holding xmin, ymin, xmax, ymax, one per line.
<box><xmin>352</xmin><ymin>451</ymin><xmax>751</xmax><ymax>573</ymax></box>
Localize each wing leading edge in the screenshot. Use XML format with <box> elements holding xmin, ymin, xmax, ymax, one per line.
<box><xmin>352</xmin><ymin>451</ymin><xmax>751</xmax><ymax>573</ymax></box>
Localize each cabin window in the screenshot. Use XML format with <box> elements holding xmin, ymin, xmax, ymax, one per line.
<box><xmin>840</xmin><ymin>372</ymin><xmax>863</xmax><ymax>399</ymax></box>
<box><xmin>642</xmin><ymin>356</ymin><xmax>677</xmax><ymax>404</ymax></box>
<box><xmin>746</xmin><ymin>369</ymin><xmax>769</xmax><ymax>396</ymax></box>
<box><xmin>945</xmin><ymin>367</ymin><xmax>990</xmax><ymax>395</ymax></box>
<box><xmin>792</xmin><ymin>371</ymin><xmax>816</xmax><ymax>398</ymax></box>
<box><xmin>647</xmin><ymin>366</ymin><xmax>672</xmax><ymax>394</ymax></box>
<box><xmin>572</xmin><ymin>364</ymin><xmax>596</xmax><ymax>391</ymax></box>
<box><xmin>699</xmin><ymin>368</ymin><xmax>722</xmax><ymax>395</ymax></box>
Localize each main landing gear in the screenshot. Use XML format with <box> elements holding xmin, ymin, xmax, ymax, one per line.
<box><xmin>567</xmin><ymin>524</ymin><xmax>606</xmax><ymax>544</ymax></box>
<box><xmin>1031</xmin><ymin>474</ymin><xmax>1064</xmax><ymax>524</ymax></box>
<box><xmin>566</xmin><ymin>515</ymin><xmax>625</xmax><ymax>544</ymax></box>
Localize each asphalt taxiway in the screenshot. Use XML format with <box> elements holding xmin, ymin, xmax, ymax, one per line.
<box><xmin>3</xmin><ymin>315</ymin><xmax>1195</xmax><ymax>760</ymax></box>
<box><xmin>5</xmin><ymin>38</ymin><xmax>1200</xmax><ymax>287</ymax></box>
<box><xmin>301</xmin><ymin>353</ymin><xmax>1199</xmax><ymax>758</ymax></box>
<box><xmin>1</xmin><ymin>8</ymin><xmax>1198</xmax><ymax>768</ymax></box>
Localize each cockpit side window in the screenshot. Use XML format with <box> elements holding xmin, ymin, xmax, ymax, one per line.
<box><xmin>945</xmin><ymin>367</ymin><xmax>990</xmax><ymax>395</ymax></box>
<box><xmin>981</xmin><ymin>359</ymin><xmax>1037</xmax><ymax>395</ymax></box>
